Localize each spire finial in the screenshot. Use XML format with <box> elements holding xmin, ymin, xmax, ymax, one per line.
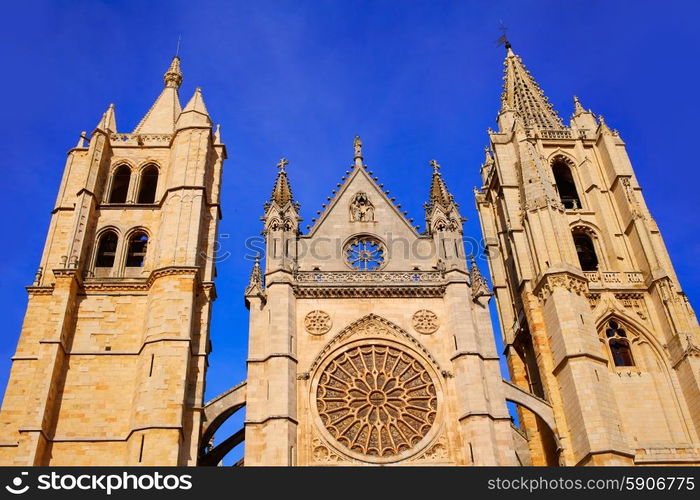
<box><xmin>164</xmin><ymin>55</ymin><xmax>183</xmax><ymax>89</ymax></box>
<box><xmin>175</xmin><ymin>35</ymin><xmax>181</xmax><ymax>57</ymax></box>
<box><xmin>277</xmin><ymin>158</ymin><xmax>289</xmax><ymax>173</ymax></box>
<box><xmin>245</xmin><ymin>254</ymin><xmax>265</xmax><ymax>298</ymax></box>
<box><xmin>573</xmin><ymin>95</ymin><xmax>586</xmax><ymax>116</ymax></box>
<box><xmin>483</xmin><ymin>146</ymin><xmax>494</xmax><ymax>165</ymax></box>
<box><xmin>353</xmin><ymin>135</ymin><xmax>363</xmax><ymax>167</ymax></box>
<box><xmin>429</xmin><ymin>159</ymin><xmax>441</xmax><ymax>174</ymax></box>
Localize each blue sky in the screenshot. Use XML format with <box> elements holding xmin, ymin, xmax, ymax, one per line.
<box><xmin>1</xmin><ymin>1</ymin><xmax>699</xmax><ymax>462</ymax></box>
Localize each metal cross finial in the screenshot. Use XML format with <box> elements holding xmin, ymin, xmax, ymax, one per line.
<box><xmin>277</xmin><ymin>158</ymin><xmax>289</xmax><ymax>172</ymax></box>
<box><xmin>429</xmin><ymin>159</ymin><xmax>441</xmax><ymax>174</ymax></box>
<box><xmin>497</xmin><ymin>20</ymin><xmax>511</xmax><ymax>49</ymax></box>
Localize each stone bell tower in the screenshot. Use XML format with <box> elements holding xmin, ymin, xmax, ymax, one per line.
<box><xmin>474</xmin><ymin>42</ymin><xmax>700</xmax><ymax>466</ymax></box>
<box><xmin>0</xmin><ymin>56</ymin><xmax>226</xmax><ymax>465</ymax></box>
<box><xmin>243</xmin><ymin>138</ymin><xmax>519</xmax><ymax>466</ymax></box>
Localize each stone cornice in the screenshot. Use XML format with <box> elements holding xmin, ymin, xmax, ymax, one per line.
<box><xmin>533</xmin><ymin>269</ymin><xmax>588</xmax><ymax>301</ymax></box>
<box><xmin>78</xmin><ymin>266</ymin><xmax>201</xmax><ymax>293</ymax></box>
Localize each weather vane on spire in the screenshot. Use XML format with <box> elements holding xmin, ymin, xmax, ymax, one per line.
<box><xmin>496</xmin><ymin>20</ymin><xmax>511</xmax><ymax>49</ymax></box>
<box><xmin>277</xmin><ymin>158</ymin><xmax>289</xmax><ymax>173</ymax></box>
<box><xmin>429</xmin><ymin>159</ymin><xmax>441</xmax><ymax>174</ymax></box>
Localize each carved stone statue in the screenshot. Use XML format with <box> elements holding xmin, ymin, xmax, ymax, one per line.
<box><xmin>349</xmin><ymin>192</ymin><xmax>374</xmax><ymax>222</ymax></box>
<box><xmin>353</xmin><ymin>135</ymin><xmax>362</xmax><ymax>159</ymax></box>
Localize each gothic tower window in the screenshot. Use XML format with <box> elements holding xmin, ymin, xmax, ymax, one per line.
<box><xmin>125</xmin><ymin>232</ymin><xmax>148</xmax><ymax>267</ymax></box>
<box><xmin>552</xmin><ymin>159</ymin><xmax>581</xmax><ymax>209</ymax></box>
<box><xmin>137</xmin><ymin>165</ymin><xmax>159</xmax><ymax>204</ymax></box>
<box><xmin>604</xmin><ymin>320</ymin><xmax>634</xmax><ymax>367</ymax></box>
<box><xmin>572</xmin><ymin>231</ymin><xmax>598</xmax><ymax>271</ymax></box>
<box><xmin>95</xmin><ymin>230</ymin><xmax>118</xmax><ymax>268</ymax></box>
<box><xmin>109</xmin><ymin>165</ymin><xmax>132</xmax><ymax>203</ymax></box>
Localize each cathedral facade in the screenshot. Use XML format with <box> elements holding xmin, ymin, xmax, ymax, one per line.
<box><xmin>0</xmin><ymin>44</ymin><xmax>698</xmax><ymax>466</ymax></box>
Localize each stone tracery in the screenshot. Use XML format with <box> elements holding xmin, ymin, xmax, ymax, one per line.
<box><xmin>316</xmin><ymin>343</ymin><xmax>437</xmax><ymax>459</ymax></box>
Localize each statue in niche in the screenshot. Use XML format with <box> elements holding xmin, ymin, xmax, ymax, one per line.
<box><xmin>349</xmin><ymin>192</ymin><xmax>375</xmax><ymax>222</ymax></box>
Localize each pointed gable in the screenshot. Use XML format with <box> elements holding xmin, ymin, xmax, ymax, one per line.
<box><xmin>298</xmin><ymin>140</ymin><xmax>431</xmax><ymax>272</ymax></box>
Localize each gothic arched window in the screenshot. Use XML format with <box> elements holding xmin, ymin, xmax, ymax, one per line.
<box><xmin>137</xmin><ymin>165</ymin><xmax>159</xmax><ymax>204</ymax></box>
<box><xmin>573</xmin><ymin>231</ymin><xmax>598</xmax><ymax>271</ymax></box>
<box><xmin>552</xmin><ymin>159</ymin><xmax>581</xmax><ymax>209</ymax></box>
<box><xmin>95</xmin><ymin>230</ymin><xmax>118</xmax><ymax>268</ymax></box>
<box><xmin>604</xmin><ymin>320</ymin><xmax>634</xmax><ymax>367</ymax></box>
<box><xmin>109</xmin><ymin>165</ymin><xmax>131</xmax><ymax>204</ymax></box>
<box><xmin>125</xmin><ymin>232</ymin><xmax>148</xmax><ymax>267</ymax></box>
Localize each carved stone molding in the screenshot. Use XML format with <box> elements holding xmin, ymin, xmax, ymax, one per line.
<box><xmin>295</xmin><ymin>270</ymin><xmax>443</xmax><ymax>284</ymax></box>
<box><xmin>535</xmin><ymin>272</ymin><xmax>588</xmax><ymax>301</ymax></box>
<box><xmin>587</xmin><ymin>293</ymin><xmax>601</xmax><ymax>309</ymax></box>
<box><xmin>311</xmin><ymin>438</ymin><xmax>347</xmax><ymax>464</ymax></box>
<box><xmin>304</xmin><ymin>310</ymin><xmax>332</xmax><ymax>335</ymax></box>
<box><xmin>412</xmin><ymin>433</ymin><xmax>449</xmax><ymax>463</ymax></box>
<box><xmin>293</xmin><ymin>285</ymin><xmax>447</xmax><ymax>299</ymax></box>
<box><xmin>413</xmin><ymin>310</ymin><xmax>439</xmax><ymax>334</ymax></box>
<box><xmin>615</xmin><ymin>293</ymin><xmax>648</xmax><ymax>320</ymax></box>
<box><xmin>307</xmin><ymin>314</ymin><xmax>443</xmax><ymax>387</ymax></box>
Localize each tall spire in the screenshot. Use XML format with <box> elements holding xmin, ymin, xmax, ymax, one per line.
<box><xmin>270</xmin><ymin>158</ymin><xmax>294</xmax><ymax>206</ymax></box>
<box><xmin>133</xmin><ymin>56</ymin><xmax>183</xmax><ymax>134</ymax></box>
<box><xmin>500</xmin><ymin>44</ymin><xmax>564</xmax><ymax>129</ymax></box>
<box><xmin>428</xmin><ymin>159</ymin><xmax>454</xmax><ymax>209</ymax></box>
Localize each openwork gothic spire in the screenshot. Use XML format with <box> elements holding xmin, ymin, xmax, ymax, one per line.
<box><xmin>500</xmin><ymin>46</ymin><xmax>564</xmax><ymax>129</ymax></box>
<box><xmin>428</xmin><ymin>160</ymin><xmax>454</xmax><ymax>210</ymax></box>
<box><xmin>164</xmin><ymin>56</ymin><xmax>183</xmax><ymax>89</ymax></box>
<box><xmin>270</xmin><ymin>158</ymin><xmax>294</xmax><ymax>206</ymax></box>
<box><xmin>469</xmin><ymin>255</ymin><xmax>492</xmax><ymax>300</ymax></box>
<box><xmin>245</xmin><ymin>255</ymin><xmax>264</xmax><ymax>294</ymax></box>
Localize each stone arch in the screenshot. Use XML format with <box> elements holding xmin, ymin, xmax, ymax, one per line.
<box><xmin>134</xmin><ymin>162</ymin><xmax>160</xmax><ymax>204</ymax></box>
<box><xmin>571</xmin><ymin>222</ymin><xmax>608</xmax><ymax>270</ymax></box>
<box><xmin>549</xmin><ymin>153</ymin><xmax>584</xmax><ymax>210</ymax></box>
<box><xmin>307</xmin><ymin>313</ymin><xmax>443</xmax><ymax>376</ymax></box>
<box><xmin>199</xmin><ymin>381</ymin><xmax>247</xmax><ymax>466</ymax></box>
<box><xmin>90</xmin><ymin>226</ymin><xmax>122</xmax><ymax>276</ymax></box>
<box><xmin>501</xmin><ymin>379</ymin><xmax>562</xmax><ymax>466</ymax></box>
<box><xmin>501</xmin><ymin>379</ymin><xmax>557</xmax><ymax>431</ymax></box>
<box><xmin>106</xmin><ymin>162</ymin><xmax>134</xmax><ymax>203</ymax></box>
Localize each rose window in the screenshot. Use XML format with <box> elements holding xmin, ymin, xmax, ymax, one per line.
<box><xmin>316</xmin><ymin>344</ymin><xmax>437</xmax><ymax>458</ymax></box>
<box><xmin>345</xmin><ymin>236</ymin><xmax>385</xmax><ymax>271</ymax></box>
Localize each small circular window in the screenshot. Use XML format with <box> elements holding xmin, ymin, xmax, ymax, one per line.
<box><xmin>345</xmin><ymin>236</ymin><xmax>386</xmax><ymax>271</ymax></box>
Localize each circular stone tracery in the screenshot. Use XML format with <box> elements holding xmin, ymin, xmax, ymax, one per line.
<box><xmin>316</xmin><ymin>344</ymin><xmax>438</xmax><ymax>459</ymax></box>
